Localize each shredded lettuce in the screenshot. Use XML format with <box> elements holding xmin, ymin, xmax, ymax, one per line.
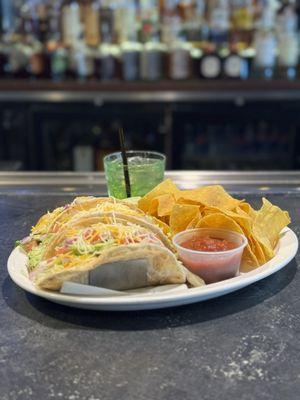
<box><xmin>28</xmin><ymin>245</ymin><xmax>45</xmax><ymax>271</ymax></box>
<box><xmin>70</xmin><ymin>240</ymin><xmax>115</xmax><ymax>256</ymax></box>
<box><xmin>26</xmin><ymin>236</ymin><xmax>52</xmax><ymax>271</ymax></box>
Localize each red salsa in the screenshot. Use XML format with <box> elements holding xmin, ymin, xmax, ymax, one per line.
<box><xmin>181</xmin><ymin>236</ymin><xmax>236</xmax><ymax>252</ymax></box>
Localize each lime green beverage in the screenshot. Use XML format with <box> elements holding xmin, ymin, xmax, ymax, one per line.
<box><xmin>103</xmin><ymin>151</ymin><xmax>166</xmax><ymax>199</ymax></box>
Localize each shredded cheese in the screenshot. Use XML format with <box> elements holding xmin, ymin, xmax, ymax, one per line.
<box><xmin>50</xmin><ymin>220</ymin><xmax>162</xmax><ymax>270</ymax></box>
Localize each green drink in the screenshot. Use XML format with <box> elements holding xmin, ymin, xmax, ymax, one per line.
<box><xmin>103</xmin><ymin>151</ymin><xmax>166</xmax><ymax>199</ymax></box>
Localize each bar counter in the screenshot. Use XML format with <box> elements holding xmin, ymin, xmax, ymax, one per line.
<box><xmin>1</xmin><ymin>171</ymin><xmax>300</xmax><ymax>400</ymax></box>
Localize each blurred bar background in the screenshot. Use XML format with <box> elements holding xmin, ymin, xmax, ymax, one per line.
<box><xmin>0</xmin><ymin>0</ymin><xmax>300</xmax><ymax>172</ymax></box>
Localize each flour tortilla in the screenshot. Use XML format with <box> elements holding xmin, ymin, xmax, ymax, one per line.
<box><xmin>47</xmin><ymin>196</ymin><xmax>145</xmax><ymax>234</ymax></box>
<box><xmin>33</xmin><ymin>212</ymin><xmax>204</xmax><ymax>291</ymax></box>
<box><xmin>34</xmin><ymin>243</ymin><xmax>204</xmax><ymax>291</ymax></box>
<box><xmin>43</xmin><ymin>212</ymin><xmax>175</xmax><ymax>260</ymax></box>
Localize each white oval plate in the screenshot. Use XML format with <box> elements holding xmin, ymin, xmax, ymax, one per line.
<box><xmin>7</xmin><ymin>228</ymin><xmax>298</xmax><ymax>311</ymax></box>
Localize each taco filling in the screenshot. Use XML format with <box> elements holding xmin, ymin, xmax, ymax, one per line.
<box><xmin>45</xmin><ymin>221</ymin><xmax>164</xmax><ymax>271</ymax></box>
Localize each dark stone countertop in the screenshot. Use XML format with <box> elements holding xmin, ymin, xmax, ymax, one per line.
<box><xmin>1</xmin><ymin>190</ymin><xmax>300</xmax><ymax>400</ymax></box>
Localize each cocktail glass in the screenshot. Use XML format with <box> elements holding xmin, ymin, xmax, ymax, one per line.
<box><xmin>103</xmin><ymin>150</ymin><xmax>166</xmax><ymax>199</ymax></box>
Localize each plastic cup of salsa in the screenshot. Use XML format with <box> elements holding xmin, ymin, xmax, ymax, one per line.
<box><xmin>172</xmin><ymin>228</ymin><xmax>248</xmax><ymax>284</ymax></box>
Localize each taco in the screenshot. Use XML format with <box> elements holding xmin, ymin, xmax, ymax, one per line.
<box><xmin>17</xmin><ymin>197</ymin><xmax>149</xmax><ymax>273</ymax></box>
<box><xmin>29</xmin><ymin>213</ymin><xmax>204</xmax><ymax>291</ymax></box>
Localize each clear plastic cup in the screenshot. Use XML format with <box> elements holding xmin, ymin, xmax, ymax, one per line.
<box><xmin>172</xmin><ymin>228</ymin><xmax>248</xmax><ymax>284</ymax></box>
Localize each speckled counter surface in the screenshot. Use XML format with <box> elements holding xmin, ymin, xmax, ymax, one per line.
<box><xmin>1</xmin><ymin>181</ymin><xmax>300</xmax><ymax>400</ymax></box>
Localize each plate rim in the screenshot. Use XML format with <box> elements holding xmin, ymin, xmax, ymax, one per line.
<box><xmin>7</xmin><ymin>227</ymin><xmax>298</xmax><ymax>307</ymax></box>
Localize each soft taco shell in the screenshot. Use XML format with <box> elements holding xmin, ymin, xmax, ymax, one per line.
<box><xmin>34</xmin><ymin>243</ymin><xmax>204</xmax><ymax>290</ymax></box>
<box><xmin>47</xmin><ymin>197</ymin><xmax>145</xmax><ymax>233</ymax></box>
<box><xmin>43</xmin><ymin>212</ymin><xmax>175</xmax><ymax>260</ymax></box>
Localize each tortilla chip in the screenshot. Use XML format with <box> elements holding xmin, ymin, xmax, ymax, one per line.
<box><xmin>252</xmin><ymin>198</ymin><xmax>291</xmax><ymax>260</ymax></box>
<box><xmin>157</xmin><ymin>194</ymin><xmax>177</xmax><ymax>217</ymax></box>
<box><xmin>178</xmin><ymin>185</ymin><xmax>241</xmax><ymax>210</ymax></box>
<box><xmin>202</xmin><ymin>206</ymin><xmax>253</xmax><ymax>235</ymax></box>
<box><xmin>186</xmin><ymin>215</ymin><xmax>202</xmax><ymax>229</ymax></box>
<box><xmin>147</xmin><ymin>194</ymin><xmax>176</xmax><ymax>218</ymax></box>
<box><xmin>170</xmin><ymin>204</ymin><xmax>200</xmax><ymax>235</ymax></box>
<box><xmin>138</xmin><ymin>179</ymin><xmax>180</xmax><ymax>213</ymax></box>
<box><xmin>237</xmin><ymin>202</ymin><xmax>257</xmax><ymax>219</ymax></box>
<box><xmin>248</xmin><ymin>235</ymin><xmax>266</xmax><ymax>266</ymax></box>
<box><xmin>196</xmin><ymin>212</ymin><xmax>244</xmax><ymax>233</ymax></box>
<box><xmin>150</xmin><ymin>216</ymin><xmax>171</xmax><ymax>236</ymax></box>
<box><xmin>240</xmin><ymin>246</ymin><xmax>260</xmax><ymax>272</ymax></box>
<box><xmin>176</xmin><ymin>197</ymin><xmax>205</xmax><ymax>207</ymax></box>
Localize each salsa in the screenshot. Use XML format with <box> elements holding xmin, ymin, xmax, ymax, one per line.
<box><xmin>180</xmin><ymin>236</ymin><xmax>236</xmax><ymax>252</ymax></box>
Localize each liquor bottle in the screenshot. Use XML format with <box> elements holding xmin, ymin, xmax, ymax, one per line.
<box><xmin>4</xmin><ymin>33</ymin><xmax>29</xmax><ymax>79</ymax></box>
<box><xmin>19</xmin><ymin>1</ymin><xmax>39</xmax><ymax>41</ymax></box>
<box><xmin>95</xmin><ymin>42</ymin><xmax>120</xmax><ymax>80</ymax></box>
<box><xmin>222</xmin><ymin>44</ymin><xmax>250</xmax><ymax>80</ymax></box>
<box><xmin>239</xmin><ymin>46</ymin><xmax>255</xmax><ymax>78</ymax></box>
<box><xmin>0</xmin><ymin>0</ymin><xmax>15</xmax><ymax>35</ymax></box>
<box><xmin>70</xmin><ymin>36</ymin><xmax>95</xmax><ymax>81</ymax></box>
<box><xmin>140</xmin><ymin>35</ymin><xmax>167</xmax><ymax>80</ymax></box>
<box><xmin>139</xmin><ymin>0</ymin><xmax>159</xmax><ymax>43</ymax></box>
<box><xmin>28</xmin><ymin>40</ymin><xmax>48</xmax><ymax>79</ymax></box>
<box><xmin>116</xmin><ymin>0</ymin><xmax>141</xmax><ymax>81</ymax></box>
<box><xmin>114</xmin><ymin>0</ymin><xmax>127</xmax><ymax>44</ymax></box>
<box><xmin>61</xmin><ymin>0</ymin><xmax>82</xmax><ymax>48</ymax></box>
<box><xmin>169</xmin><ymin>40</ymin><xmax>192</xmax><ymax>80</ymax></box>
<box><xmin>277</xmin><ymin>3</ymin><xmax>299</xmax><ymax>80</ymax></box>
<box><xmin>230</xmin><ymin>0</ymin><xmax>254</xmax><ymax>47</ymax></box>
<box><xmin>48</xmin><ymin>42</ymin><xmax>68</xmax><ymax>81</ymax></box>
<box><xmin>46</xmin><ymin>0</ymin><xmax>68</xmax><ymax>81</ymax></box>
<box><xmin>0</xmin><ymin>39</ymin><xmax>8</xmax><ymax>78</ymax></box>
<box><xmin>191</xmin><ymin>47</ymin><xmax>203</xmax><ymax>78</ymax></box>
<box><xmin>198</xmin><ymin>43</ymin><xmax>222</xmax><ymax>79</ymax></box>
<box><xmin>253</xmin><ymin>1</ymin><xmax>277</xmax><ymax>79</ymax></box>
<box><xmin>36</xmin><ymin>4</ymin><xmax>49</xmax><ymax>44</ymax></box>
<box><xmin>184</xmin><ymin>0</ymin><xmax>208</xmax><ymax>43</ymax></box>
<box><xmin>99</xmin><ymin>0</ymin><xmax>114</xmax><ymax>44</ymax></box>
<box><xmin>121</xmin><ymin>40</ymin><xmax>142</xmax><ymax>81</ymax></box>
<box><xmin>81</xmin><ymin>0</ymin><xmax>100</xmax><ymax>47</ymax></box>
<box><xmin>208</xmin><ymin>0</ymin><xmax>230</xmax><ymax>46</ymax></box>
<box><xmin>168</xmin><ymin>16</ymin><xmax>192</xmax><ymax>80</ymax></box>
<box><xmin>47</xmin><ymin>0</ymin><xmax>63</xmax><ymax>43</ymax></box>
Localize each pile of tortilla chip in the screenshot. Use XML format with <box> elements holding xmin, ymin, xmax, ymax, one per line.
<box><xmin>138</xmin><ymin>179</ymin><xmax>291</xmax><ymax>272</ymax></box>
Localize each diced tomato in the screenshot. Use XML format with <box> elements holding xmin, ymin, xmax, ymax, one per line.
<box><xmin>55</xmin><ymin>246</ymin><xmax>69</xmax><ymax>255</ymax></box>
<box><xmin>90</xmin><ymin>234</ymin><xmax>101</xmax><ymax>244</ymax></box>
<box><xmin>24</xmin><ymin>240</ymin><xmax>39</xmax><ymax>252</ymax></box>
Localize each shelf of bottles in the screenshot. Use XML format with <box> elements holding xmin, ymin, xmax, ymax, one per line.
<box><xmin>0</xmin><ymin>0</ymin><xmax>299</xmax><ymax>84</ymax></box>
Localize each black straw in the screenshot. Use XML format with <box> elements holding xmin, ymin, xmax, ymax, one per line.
<box><xmin>119</xmin><ymin>127</ymin><xmax>131</xmax><ymax>198</ymax></box>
